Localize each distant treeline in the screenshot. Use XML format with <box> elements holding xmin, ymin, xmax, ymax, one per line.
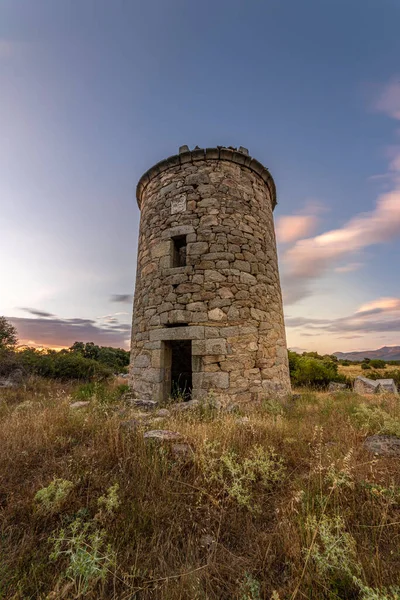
<box><xmin>0</xmin><ymin>317</ymin><xmax>130</xmax><ymax>381</ymax></box>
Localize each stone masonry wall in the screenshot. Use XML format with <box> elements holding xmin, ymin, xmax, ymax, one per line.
<box><xmin>130</xmin><ymin>147</ymin><xmax>291</xmax><ymax>403</ymax></box>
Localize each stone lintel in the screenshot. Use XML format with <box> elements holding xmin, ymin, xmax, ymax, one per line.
<box><xmin>162</xmin><ymin>225</ymin><xmax>195</xmax><ymax>239</ymax></box>
<box><xmin>149</xmin><ymin>326</ymin><xmax>205</xmax><ymax>341</ymax></box>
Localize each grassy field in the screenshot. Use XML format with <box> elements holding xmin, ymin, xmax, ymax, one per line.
<box><xmin>337</xmin><ymin>364</ymin><xmax>384</xmax><ymax>380</ymax></box>
<box><xmin>1</xmin><ymin>379</ymin><xmax>400</xmax><ymax>599</ymax></box>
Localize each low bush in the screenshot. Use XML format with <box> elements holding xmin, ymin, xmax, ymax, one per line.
<box><xmin>288</xmin><ymin>351</ymin><xmax>346</xmax><ymax>388</ymax></box>
<box><xmin>17</xmin><ymin>348</ymin><xmax>112</xmax><ymax>381</ymax></box>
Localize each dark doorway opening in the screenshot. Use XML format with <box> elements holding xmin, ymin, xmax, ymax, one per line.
<box><xmin>170</xmin><ymin>340</ymin><xmax>192</xmax><ymax>400</ymax></box>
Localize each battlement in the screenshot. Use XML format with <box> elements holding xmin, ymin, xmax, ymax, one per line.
<box><xmin>136</xmin><ymin>145</ymin><xmax>276</xmax><ymax>210</ymax></box>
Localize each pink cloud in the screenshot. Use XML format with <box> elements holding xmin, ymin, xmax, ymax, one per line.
<box><xmin>375</xmin><ymin>78</ymin><xmax>400</xmax><ymax>120</ymax></box>
<box><xmin>357</xmin><ymin>297</ymin><xmax>400</xmax><ymax>313</ymax></box>
<box><xmin>276</xmin><ymin>214</ymin><xmax>319</xmax><ymax>244</ymax></box>
<box><xmin>284</xmin><ymin>190</ymin><xmax>400</xmax><ymax>280</ymax></box>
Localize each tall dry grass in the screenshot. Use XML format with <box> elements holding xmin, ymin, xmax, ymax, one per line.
<box><xmin>0</xmin><ymin>380</ymin><xmax>399</xmax><ymax>599</ymax></box>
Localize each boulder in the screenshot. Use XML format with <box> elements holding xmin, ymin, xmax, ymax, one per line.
<box><xmin>69</xmin><ymin>401</ymin><xmax>90</xmax><ymax>410</ymax></box>
<box><xmin>169</xmin><ymin>399</ymin><xmax>200</xmax><ymax>412</ymax></box>
<box><xmin>376</xmin><ymin>379</ymin><xmax>398</xmax><ymax>395</ymax></box>
<box><xmin>129</xmin><ymin>399</ymin><xmax>158</xmax><ymax>411</ymax></box>
<box><xmin>354</xmin><ymin>376</ymin><xmax>398</xmax><ymax>395</ymax></box>
<box><xmin>354</xmin><ymin>376</ymin><xmax>380</xmax><ymax>394</ymax></box>
<box><xmin>144</xmin><ymin>430</ymin><xmax>183</xmax><ymax>442</ymax></box>
<box><xmin>364</xmin><ymin>435</ymin><xmax>400</xmax><ymax>457</ymax></box>
<box><xmin>155</xmin><ymin>408</ymin><xmax>171</xmax><ymax>418</ymax></box>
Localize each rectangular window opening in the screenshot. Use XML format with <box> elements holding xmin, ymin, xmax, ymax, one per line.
<box><xmin>171</xmin><ymin>235</ymin><xmax>187</xmax><ymax>267</ymax></box>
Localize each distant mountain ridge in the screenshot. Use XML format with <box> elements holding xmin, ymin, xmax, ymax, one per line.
<box><xmin>334</xmin><ymin>346</ymin><xmax>400</xmax><ymax>362</ymax></box>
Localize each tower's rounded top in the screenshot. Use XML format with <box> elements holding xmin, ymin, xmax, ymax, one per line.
<box><xmin>136</xmin><ymin>145</ymin><xmax>277</xmax><ymax>210</ymax></box>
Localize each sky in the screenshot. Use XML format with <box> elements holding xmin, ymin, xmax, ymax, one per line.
<box><xmin>1</xmin><ymin>0</ymin><xmax>400</xmax><ymax>354</ymax></box>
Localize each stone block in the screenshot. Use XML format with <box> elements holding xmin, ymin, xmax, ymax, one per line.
<box><xmin>208</xmin><ymin>308</ymin><xmax>226</xmax><ymax>321</ymax></box>
<box><xmin>151</xmin><ymin>241</ymin><xmax>171</xmax><ymax>259</ymax></box>
<box><xmin>192</xmin><ymin>339</ymin><xmax>227</xmax><ymax>356</ymax></box>
<box><xmin>202</xmin><ymin>372</ymin><xmax>230</xmax><ymax>389</ymax></box>
<box><xmin>149</xmin><ymin>326</ymin><xmax>205</xmax><ymax>341</ymax></box>
<box><xmin>204</xmin><ymin>269</ymin><xmax>226</xmax><ymax>282</ymax></box>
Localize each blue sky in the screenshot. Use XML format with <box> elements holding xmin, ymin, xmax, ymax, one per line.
<box><xmin>1</xmin><ymin>0</ymin><xmax>400</xmax><ymax>353</ymax></box>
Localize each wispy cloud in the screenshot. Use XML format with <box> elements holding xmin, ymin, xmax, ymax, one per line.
<box><xmin>276</xmin><ymin>214</ymin><xmax>319</xmax><ymax>244</ymax></box>
<box><xmin>20</xmin><ymin>307</ymin><xmax>56</xmax><ymax>318</ymax></box>
<box><xmin>9</xmin><ymin>315</ymin><xmax>131</xmax><ymax>349</ymax></box>
<box><xmin>281</xmin><ymin>160</ymin><xmax>400</xmax><ymax>304</ymax></box>
<box><xmin>279</xmin><ymin>79</ymin><xmax>400</xmax><ymax>306</ymax></box>
<box><xmin>375</xmin><ymin>77</ymin><xmax>400</xmax><ymax>120</ymax></box>
<box><xmin>110</xmin><ymin>294</ymin><xmax>133</xmax><ymax>303</ymax></box>
<box><xmin>285</xmin><ymin>296</ymin><xmax>400</xmax><ymax>335</ymax></box>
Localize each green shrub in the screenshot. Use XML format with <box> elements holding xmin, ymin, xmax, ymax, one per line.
<box><xmin>34</xmin><ymin>478</ymin><xmax>74</xmax><ymax>514</ymax></box>
<box><xmin>361</xmin><ymin>362</ymin><xmax>372</xmax><ymax>370</ymax></box>
<box><xmin>369</xmin><ymin>359</ymin><xmax>386</xmax><ymax>369</ymax></box>
<box><xmin>288</xmin><ymin>350</ymin><xmax>346</xmax><ymax>388</ymax></box>
<box><xmin>49</xmin><ymin>518</ymin><xmax>116</xmax><ymax>595</ymax></box>
<box><xmin>18</xmin><ymin>349</ymin><xmax>112</xmax><ymax>381</ymax></box>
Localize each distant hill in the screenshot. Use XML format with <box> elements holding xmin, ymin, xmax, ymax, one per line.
<box><xmin>334</xmin><ymin>346</ymin><xmax>400</xmax><ymax>362</ymax></box>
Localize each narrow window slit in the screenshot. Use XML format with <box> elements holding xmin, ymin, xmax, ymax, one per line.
<box><xmin>171</xmin><ymin>235</ymin><xmax>187</xmax><ymax>267</ymax></box>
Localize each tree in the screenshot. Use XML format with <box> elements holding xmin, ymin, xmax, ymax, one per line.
<box><xmin>0</xmin><ymin>316</ymin><xmax>18</xmax><ymax>351</ymax></box>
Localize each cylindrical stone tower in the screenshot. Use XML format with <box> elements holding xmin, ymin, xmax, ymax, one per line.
<box><xmin>130</xmin><ymin>145</ymin><xmax>291</xmax><ymax>403</ymax></box>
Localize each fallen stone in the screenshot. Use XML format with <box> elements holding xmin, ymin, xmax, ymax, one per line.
<box><xmin>328</xmin><ymin>382</ymin><xmax>347</xmax><ymax>392</ymax></box>
<box><xmin>376</xmin><ymin>379</ymin><xmax>398</xmax><ymax>395</ymax></box>
<box><xmin>354</xmin><ymin>376</ymin><xmax>398</xmax><ymax>395</ymax></box>
<box><xmin>364</xmin><ymin>435</ymin><xmax>400</xmax><ymax>457</ymax></box>
<box><xmin>69</xmin><ymin>401</ymin><xmax>90</xmax><ymax>409</ymax></box>
<box><xmin>169</xmin><ymin>399</ymin><xmax>200</xmax><ymax>412</ymax></box>
<box><xmin>129</xmin><ymin>399</ymin><xmax>158</xmax><ymax>411</ymax></box>
<box><xmin>144</xmin><ymin>430</ymin><xmax>183</xmax><ymax>442</ymax></box>
<box><xmin>354</xmin><ymin>376</ymin><xmax>380</xmax><ymax>394</ymax></box>
<box><xmin>155</xmin><ymin>408</ymin><xmax>171</xmax><ymax>418</ymax></box>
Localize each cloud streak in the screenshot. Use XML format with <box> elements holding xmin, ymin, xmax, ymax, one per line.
<box><xmin>285</xmin><ymin>296</ymin><xmax>400</xmax><ymax>335</ymax></box>
<box><xmin>375</xmin><ymin>78</ymin><xmax>400</xmax><ymax>120</ymax></box>
<box><xmin>20</xmin><ymin>307</ymin><xmax>56</xmax><ymax>318</ymax></box>
<box><xmin>110</xmin><ymin>294</ymin><xmax>133</xmax><ymax>303</ymax></box>
<box><xmin>279</xmin><ymin>79</ymin><xmax>400</xmax><ymax>305</ymax></box>
<box><xmin>9</xmin><ymin>316</ymin><xmax>131</xmax><ymax>349</ymax></box>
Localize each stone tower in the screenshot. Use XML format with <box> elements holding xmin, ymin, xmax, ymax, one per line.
<box><xmin>130</xmin><ymin>145</ymin><xmax>291</xmax><ymax>403</ymax></box>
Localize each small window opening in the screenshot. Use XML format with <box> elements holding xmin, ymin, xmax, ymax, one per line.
<box><xmin>172</xmin><ymin>235</ymin><xmax>187</xmax><ymax>267</ymax></box>
<box><xmin>166</xmin><ymin>323</ymin><xmax>188</xmax><ymax>328</ymax></box>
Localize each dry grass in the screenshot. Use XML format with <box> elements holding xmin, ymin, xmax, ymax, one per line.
<box><xmin>337</xmin><ymin>363</ymin><xmax>397</xmax><ymax>381</ymax></box>
<box><xmin>1</xmin><ymin>379</ymin><xmax>400</xmax><ymax>599</ymax></box>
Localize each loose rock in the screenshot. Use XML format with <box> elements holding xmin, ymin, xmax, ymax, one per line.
<box><xmin>364</xmin><ymin>435</ymin><xmax>400</xmax><ymax>457</ymax></box>
<box><xmin>129</xmin><ymin>399</ymin><xmax>158</xmax><ymax>411</ymax></box>
<box><xmin>144</xmin><ymin>430</ymin><xmax>183</xmax><ymax>441</ymax></box>
<box><xmin>70</xmin><ymin>401</ymin><xmax>90</xmax><ymax>410</ymax></box>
